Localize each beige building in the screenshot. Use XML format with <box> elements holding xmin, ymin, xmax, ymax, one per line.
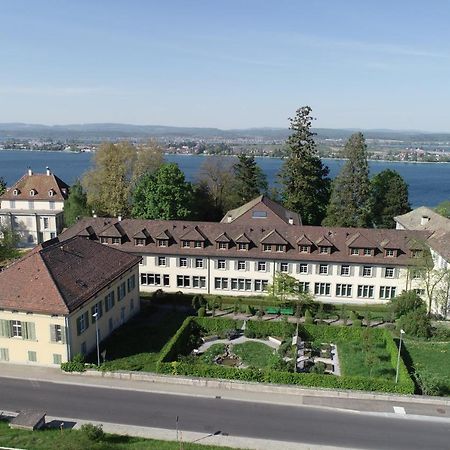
<box><xmin>60</xmin><ymin>196</ymin><xmax>430</xmax><ymax>306</ymax></box>
<box><xmin>0</xmin><ymin>168</ymin><xmax>69</xmax><ymax>247</ymax></box>
<box><xmin>0</xmin><ymin>236</ymin><xmax>141</xmax><ymax>366</ymax></box>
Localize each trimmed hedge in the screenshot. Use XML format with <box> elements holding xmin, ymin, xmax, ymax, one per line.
<box><xmin>156</xmin><ymin>317</ymin><xmax>414</xmax><ymax>394</ymax></box>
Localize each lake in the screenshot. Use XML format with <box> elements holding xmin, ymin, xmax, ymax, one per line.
<box><xmin>0</xmin><ymin>150</ymin><xmax>449</xmax><ymax>208</ymax></box>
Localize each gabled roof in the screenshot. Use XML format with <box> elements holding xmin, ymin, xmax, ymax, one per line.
<box><xmin>346</xmin><ymin>232</ymin><xmax>378</xmax><ymax>249</ymax></box>
<box><xmin>379</xmin><ymin>239</ymin><xmax>399</xmax><ymax>250</ymax></box>
<box><xmin>0</xmin><ymin>236</ymin><xmax>141</xmax><ymax>315</ymax></box>
<box><xmin>395</xmin><ymin>206</ymin><xmax>450</xmax><ymax>232</ymax></box>
<box><xmin>98</xmin><ymin>222</ymin><xmax>126</xmax><ymax>238</ymax></box>
<box><xmin>0</xmin><ymin>170</ymin><xmax>69</xmax><ymax>202</ymax></box>
<box><xmin>133</xmin><ymin>228</ymin><xmax>151</xmax><ymax>239</ymax></box>
<box><xmin>235</xmin><ymin>233</ymin><xmax>252</xmax><ymax>243</ymax></box>
<box><xmin>180</xmin><ymin>226</ymin><xmax>206</xmax><ymax>241</ymax></box>
<box><xmin>215</xmin><ymin>232</ymin><xmax>231</xmax><ymax>243</ymax></box>
<box><xmin>296</xmin><ymin>234</ymin><xmax>314</xmax><ymax>245</ymax></box>
<box><xmin>155</xmin><ymin>229</ymin><xmax>172</xmax><ymax>240</ymax></box>
<box><xmin>260</xmin><ymin>229</ymin><xmax>288</xmax><ymax>245</ymax></box>
<box><xmin>79</xmin><ymin>225</ymin><xmax>96</xmax><ymax>238</ymax></box>
<box><xmin>316</xmin><ymin>235</ymin><xmax>334</xmax><ymax>247</ymax></box>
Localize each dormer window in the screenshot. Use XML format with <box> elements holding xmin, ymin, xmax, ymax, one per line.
<box><xmin>276</xmin><ymin>244</ymin><xmax>286</xmax><ymax>252</ymax></box>
<box><xmin>194</xmin><ymin>241</ymin><xmax>203</xmax><ymax>248</ymax></box>
<box><xmin>100</xmin><ymin>237</ymin><xmax>108</xmax><ymax>244</ymax></box>
<box><xmin>385</xmin><ymin>249</ymin><xmax>396</xmax><ymax>257</ymax></box>
<box><xmin>48</xmin><ymin>190</ymin><xmax>54</xmax><ymax>197</ymax></box>
<box><xmin>158</xmin><ymin>239</ymin><xmax>168</xmax><ymax>247</ymax></box>
<box><xmin>319</xmin><ymin>246</ymin><xmax>330</xmax><ymax>254</ymax></box>
<box><xmin>134</xmin><ymin>238</ymin><xmax>146</xmax><ymax>246</ymax></box>
<box><xmin>182</xmin><ymin>240</ymin><xmax>190</xmax><ymax>248</ymax></box>
<box><xmin>218</xmin><ymin>242</ymin><xmax>228</xmax><ymax>250</ymax></box>
<box><xmin>29</xmin><ymin>189</ymin><xmax>36</xmax><ymax>196</ymax></box>
<box><xmin>237</xmin><ymin>243</ymin><xmax>248</xmax><ymax>251</ymax></box>
<box><xmin>263</xmin><ymin>244</ymin><xmax>271</xmax><ymax>252</ymax></box>
<box><xmin>111</xmin><ymin>237</ymin><xmax>121</xmax><ymax>245</ymax></box>
<box><xmin>299</xmin><ymin>245</ymin><xmax>310</xmax><ymax>253</ymax></box>
<box><xmin>363</xmin><ymin>248</ymin><xmax>372</xmax><ymax>256</ymax></box>
<box><xmin>13</xmin><ymin>189</ymin><xmax>19</xmax><ymax>196</ymax></box>
<box><xmin>350</xmin><ymin>248</ymin><xmax>359</xmax><ymax>256</ymax></box>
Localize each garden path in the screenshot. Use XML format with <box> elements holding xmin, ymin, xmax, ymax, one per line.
<box><xmin>197</xmin><ymin>336</ymin><xmax>280</xmax><ymax>353</ymax></box>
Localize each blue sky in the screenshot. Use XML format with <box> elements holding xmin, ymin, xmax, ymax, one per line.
<box><xmin>1</xmin><ymin>0</ymin><xmax>450</xmax><ymax>130</ymax></box>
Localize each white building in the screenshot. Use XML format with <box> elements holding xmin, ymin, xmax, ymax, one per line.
<box><xmin>60</xmin><ymin>196</ymin><xmax>431</xmax><ymax>306</ymax></box>
<box><xmin>0</xmin><ymin>168</ymin><xmax>69</xmax><ymax>246</ymax></box>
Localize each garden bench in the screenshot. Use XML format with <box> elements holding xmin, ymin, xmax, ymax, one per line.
<box><xmin>265</xmin><ymin>307</ymin><xmax>280</xmax><ymax>314</ymax></box>
<box><xmin>280</xmin><ymin>308</ymin><xmax>294</xmax><ymax>315</ymax></box>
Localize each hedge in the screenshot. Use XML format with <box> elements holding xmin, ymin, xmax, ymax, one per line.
<box><xmin>156</xmin><ymin>317</ymin><xmax>414</xmax><ymax>394</ymax></box>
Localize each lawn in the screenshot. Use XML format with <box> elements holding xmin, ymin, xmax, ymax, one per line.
<box><xmin>232</xmin><ymin>341</ymin><xmax>281</xmax><ymax>369</ymax></box>
<box><xmin>0</xmin><ymin>420</ymin><xmax>240</xmax><ymax>450</ymax></box>
<box><xmin>404</xmin><ymin>339</ymin><xmax>450</xmax><ymax>395</ymax></box>
<box><xmin>199</xmin><ymin>343</ymin><xmax>227</xmax><ymax>364</ymax></box>
<box><xmin>98</xmin><ymin>305</ymin><xmax>189</xmax><ymax>372</ymax></box>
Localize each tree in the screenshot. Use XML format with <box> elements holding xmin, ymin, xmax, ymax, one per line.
<box><xmin>397</xmin><ymin>309</ymin><xmax>431</xmax><ymax>338</ymax></box>
<box><xmin>370</xmin><ymin>169</ymin><xmax>411</xmax><ymax>228</ymax></box>
<box><xmin>435</xmin><ymin>200</ymin><xmax>450</xmax><ymax>218</ymax></box>
<box><xmin>63</xmin><ymin>180</ymin><xmax>91</xmax><ymax>227</ymax></box>
<box><xmin>131</xmin><ymin>163</ymin><xmax>193</xmax><ymax>220</ymax></box>
<box><xmin>0</xmin><ymin>177</ymin><xmax>6</xmax><ymax>196</ymax></box>
<box><xmin>268</xmin><ymin>272</ymin><xmax>298</xmax><ymax>303</ymax></box>
<box><xmin>278</xmin><ymin>106</ymin><xmax>330</xmax><ymax>225</ymax></box>
<box><xmin>0</xmin><ymin>226</ymin><xmax>20</xmax><ymax>264</ymax></box>
<box><xmin>323</xmin><ymin>132</ymin><xmax>372</xmax><ymax>227</ymax></box>
<box><xmin>132</xmin><ymin>140</ymin><xmax>165</xmax><ymax>184</ymax></box>
<box><xmin>232</xmin><ymin>155</ymin><xmax>268</xmax><ymax>204</ymax></box>
<box><xmin>390</xmin><ymin>290</ymin><xmax>426</xmax><ymax>319</ymax></box>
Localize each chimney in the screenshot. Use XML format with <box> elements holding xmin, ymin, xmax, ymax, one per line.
<box><xmin>117</xmin><ymin>214</ymin><xmax>122</xmax><ymax>222</ymax></box>
<box><xmin>92</xmin><ymin>210</ymin><xmax>97</xmax><ymax>218</ymax></box>
<box><xmin>46</xmin><ymin>167</ymin><xmax>51</xmax><ymax>176</ymax></box>
<box><xmin>28</xmin><ymin>167</ymin><xmax>33</xmax><ymax>176</ymax></box>
<box><xmin>227</xmin><ymin>215</ymin><xmax>233</xmax><ymax>223</ymax></box>
<box><xmin>288</xmin><ymin>217</ymin><xmax>294</xmax><ymax>225</ymax></box>
<box><xmin>420</xmin><ymin>215</ymin><xmax>430</xmax><ymax>226</ymax></box>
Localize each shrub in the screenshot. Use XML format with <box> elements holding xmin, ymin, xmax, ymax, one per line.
<box><xmin>431</xmin><ymin>324</ymin><xmax>450</xmax><ymax>341</ymax></box>
<box><xmin>245</xmin><ymin>320</ymin><xmax>294</xmax><ymax>339</ymax></box>
<box><xmin>352</xmin><ymin>319</ymin><xmax>362</xmax><ymax>328</ymax></box>
<box><xmin>415</xmin><ymin>368</ymin><xmax>447</xmax><ymax>396</ymax></box>
<box><xmin>310</xmin><ymin>361</ymin><xmax>326</xmax><ymax>374</ymax></box>
<box><xmin>256</xmin><ymin>306</ymin><xmax>264</xmax><ymax>319</ymax></box>
<box><xmin>61</xmin><ymin>353</ymin><xmax>86</xmax><ymax>372</ymax></box>
<box><xmin>80</xmin><ymin>423</ymin><xmax>104</xmax><ymax>442</ymax></box>
<box><xmin>192</xmin><ymin>294</ymin><xmax>206</xmax><ymax>310</ymax></box>
<box><xmin>390</xmin><ymin>290</ymin><xmax>426</xmax><ymax>319</ymax></box>
<box><xmin>397</xmin><ymin>309</ymin><xmax>431</xmax><ymax>338</ymax></box>
<box><xmin>349</xmin><ymin>311</ymin><xmax>359</xmax><ymax>322</ymax></box>
<box><xmin>246</xmin><ymin>305</ymin><xmax>256</xmax><ymax>315</ymax></box>
<box><xmin>197</xmin><ymin>306</ymin><xmax>206</xmax><ymax>317</ymax></box>
<box><xmin>304</xmin><ymin>309</ymin><xmax>314</xmax><ymax>325</ymax></box>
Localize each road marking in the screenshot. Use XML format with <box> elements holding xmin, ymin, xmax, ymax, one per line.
<box><xmin>393</xmin><ymin>406</ymin><xmax>406</xmax><ymax>415</ymax></box>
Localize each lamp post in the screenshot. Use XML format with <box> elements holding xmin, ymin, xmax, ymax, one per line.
<box><xmin>395</xmin><ymin>329</ymin><xmax>405</xmax><ymax>384</ymax></box>
<box><xmin>93</xmin><ymin>312</ymin><xmax>100</xmax><ymax>367</ymax></box>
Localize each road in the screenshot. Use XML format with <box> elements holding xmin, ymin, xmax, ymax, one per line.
<box><xmin>0</xmin><ymin>377</ymin><xmax>449</xmax><ymax>449</ymax></box>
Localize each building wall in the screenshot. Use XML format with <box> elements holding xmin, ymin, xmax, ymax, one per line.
<box><xmin>138</xmin><ymin>252</ymin><xmax>416</xmax><ymax>304</ymax></box>
<box><xmin>0</xmin><ymin>199</ymin><xmax>64</xmax><ymax>211</ymax></box>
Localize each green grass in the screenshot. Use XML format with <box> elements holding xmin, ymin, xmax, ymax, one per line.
<box><xmin>404</xmin><ymin>339</ymin><xmax>450</xmax><ymax>394</ymax></box>
<box><xmin>232</xmin><ymin>341</ymin><xmax>281</xmax><ymax>369</ymax></box>
<box><xmin>199</xmin><ymin>343</ymin><xmax>227</xmax><ymax>364</ymax></box>
<box><xmin>338</xmin><ymin>341</ymin><xmax>396</xmax><ymax>379</ymax></box>
<box><xmin>0</xmin><ymin>420</ymin><xmax>240</xmax><ymax>450</ymax></box>
<box><xmin>99</xmin><ymin>308</ymin><xmax>188</xmax><ymax>372</ymax></box>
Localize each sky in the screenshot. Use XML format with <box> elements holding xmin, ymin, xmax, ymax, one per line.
<box><xmin>1</xmin><ymin>0</ymin><xmax>450</xmax><ymax>131</ymax></box>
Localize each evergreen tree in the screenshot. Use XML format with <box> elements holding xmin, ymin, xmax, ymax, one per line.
<box><xmin>370</xmin><ymin>169</ymin><xmax>411</xmax><ymax>228</ymax></box>
<box><xmin>131</xmin><ymin>163</ymin><xmax>193</xmax><ymax>220</ymax></box>
<box><xmin>232</xmin><ymin>154</ymin><xmax>268</xmax><ymax>203</ymax></box>
<box><xmin>278</xmin><ymin>106</ymin><xmax>330</xmax><ymax>225</ymax></box>
<box><xmin>323</xmin><ymin>132</ymin><xmax>372</xmax><ymax>227</ymax></box>
<box><xmin>63</xmin><ymin>180</ymin><xmax>91</xmax><ymax>227</ymax></box>
<box><xmin>0</xmin><ymin>177</ymin><xmax>6</xmax><ymax>196</ymax></box>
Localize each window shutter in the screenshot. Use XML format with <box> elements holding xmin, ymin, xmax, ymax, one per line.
<box><xmin>359</xmin><ymin>266</ymin><xmax>363</xmax><ymax>277</ymax></box>
<box><xmin>0</xmin><ymin>320</ymin><xmax>11</xmax><ymax>338</ymax></box>
<box><xmin>176</xmin><ymin>258</ymin><xmax>180</xmax><ymax>268</ymax></box>
<box><xmin>166</xmin><ymin>257</ymin><xmax>170</xmax><ymax>268</ymax></box>
<box><xmin>288</xmin><ymin>263</ymin><xmax>292</xmax><ymax>274</ymax></box>
<box><xmin>0</xmin><ymin>348</ymin><xmax>9</xmax><ymax>361</ymax></box>
<box><xmin>316</xmin><ymin>264</ymin><xmax>320</xmax><ymax>275</ymax></box>
<box><xmin>154</xmin><ymin>256</ymin><xmax>158</xmax><ymax>265</ymax></box>
<box><xmin>254</xmin><ymin>261</ymin><xmax>258</xmax><ymax>271</ymax></box>
<box><xmin>187</xmin><ymin>258</ymin><xmax>191</xmax><ymax>268</ymax></box>
<box><xmin>266</xmin><ymin>262</ymin><xmax>269</xmax><ymax>273</ymax></box>
<box><xmin>328</xmin><ymin>266</ymin><xmax>333</xmax><ymax>276</ymax></box>
<box><xmin>61</xmin><ymin>326</ymin><xmax>67</xmax><ymax>344</ymax></box>
<box><xmin>76</xmin><ymin>317</ymin><xmax>81</xmax><ymax>336</ymax></box>
<box><xmin>50</xmin><ymin>324</ymin><xmax>56</xmax><ymax>342</ymax></box>
<box><xmin>225</xmin><ymin>260</ymin><xmax>229</xmax><ymax>270</ymax></box>
<box><xmin>350</xmin><ymin>266</ymin><xmax>354</xmax><ymax>276</ymax></box>
<box><xmin>84</xmin><ymin>312</ymin><xmax>89</xmax><ymax>330</ymax></box>
<box><xmin>394</xmin><ymin>268</ymin><xmax>400</xmax><ymax>278</ymax></box>
<box><xmin>234</xmin><ymin>260</ymin><xmax>238</xmax><ymax>270</ymax></box>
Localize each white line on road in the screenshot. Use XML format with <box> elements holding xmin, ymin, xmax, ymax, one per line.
<box><xmin>393</xmin><ymin>406</ymin><xmax>406</xmax><ymax>415</ymax></box>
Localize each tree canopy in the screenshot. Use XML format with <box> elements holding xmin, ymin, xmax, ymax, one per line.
<box><xmin>278</xmin><ymin>106</ymin><xmax>330</xmax><ymax>225</ymax></box>
<box><xmin>131</xmin><ymin>163</ymin><xmax>193</xmax><ymax>220</ymax></box>
<box><xmin>323</xmin><ymin>132</ymin><xmax>372</xmax><ymax>227</ymax></box>
<box><xmin>370</xmin><ymin>169</ymin><xmax>411</xmax><ymax>228</ymax></box>
<box><xmin>435</xmin><ymin>200</ymin><xmax>450</xmax><ymax>218</ymax></box>
<box><xmin>232</xmin><ymin>154</ymin><xmax>267</xmax><ymax>204</ymax></box>
<box><xmin>0</xmin><ymin>177</ymin><xmax>6</xmax><ymax>196</ymax></box>
<box><xmin>63</xmin><ymin>180</ymin><xmax>91</xmax><ymax>227</ymax></box>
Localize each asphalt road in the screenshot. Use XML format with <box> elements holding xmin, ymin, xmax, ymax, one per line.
<box><xmin>0</xmin><ymin>377</ymin><xmax>448</xmax><ymax>450</ymax></box>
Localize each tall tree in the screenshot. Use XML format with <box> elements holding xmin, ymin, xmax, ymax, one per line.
<box><xmin>278</xmin><ymin>106</ymin><xmax>330</xmax><ymax>225</ymax></box>
<box><xmin>132</xmin><ymin>139</ymin><xmax>165</xmax><ymax>183</ymax></box>
<box><xmin>63</xmin><ymin>180</ymin><xmax>91</xmax><ymax>227</ymax></box>
<box><xmin>131</xmin><ymin>163</ymin><xmax>193</xmax><ymax>220</ymax></box>
<box><xmin>435</xmin><ymin>200</ymin><xmax>450</xmax><ymax>218</ymax></box>
<box><xmin>370</xmin><ymin>169</ymin><xmax>411</xmax><ymax>228</ymax></box>
<box><xmin>323</xmin><ymin>132</ymin><xmax>372</xmax><ymax>227</ymax></box>
<box><xmin>0</xmin><ymin>177</ymin><xmax>6</xmax><ymax>196</ymax></box>
<box><xmin>232</xmin><ymin>154</ymin><xmax>268</xmax><ymax>204</ymax></box>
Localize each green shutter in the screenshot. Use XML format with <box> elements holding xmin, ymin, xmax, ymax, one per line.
<box><xmin>23</xmin><ymin>322</ymin><xmax>36</xmax><ymax>340</ymax></box>
<box><xmin>50</xmin><ymin>324</ymin><xmax>56</xmax><ymax>342</ymax></box>
<box><xmin>84</xmin><ymin>312</ymin><xmax>89</xmax><ymax>330</ymax></box>
<box><xmin>76</xmin><ymin>317</ymin><xmax>81</xmax><ymax>336</ymax></box>
<box><xmin>61</xmin><ymin>326</ymin><xmax>66</xmax><ymax>344</ymax></box>
<box><xmin>0</xmin><ymin>320</ymin><xmax>11</xmax><ymax>338</ymax></box>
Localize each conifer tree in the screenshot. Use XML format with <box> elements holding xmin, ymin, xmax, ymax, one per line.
<box><xmin>63</xmin><ymin>180</ymin><xmax>91</xmax><ymax>227</ymax></box>
<box><xmin>323</xmin><ymin>132</ymin><xmax>372</xmax><ymax>227</ymax></box>
<box><xmin>370</xmin><ymin>169</ymin><xmax>411</xmax><ymax>228</ymax></box>
<box><xmin>278</xmin><ymin>106</ymin><xmax>330</xmax><ymax>225</ymax></box>
<box><xmin>233</xmin><ymin>154</ymin><xmax>268</xmax><ymax>203</ymax></box>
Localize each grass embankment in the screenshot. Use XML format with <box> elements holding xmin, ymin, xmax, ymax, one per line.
<box><xmin>0</xmin><ymin>420</ymin><xmax>239</xmax><ymax>450</ymax></box>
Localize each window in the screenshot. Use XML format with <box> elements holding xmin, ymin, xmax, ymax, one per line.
<box><xmin>362</xmin><ymin>266</ymin><xmax>372</xmax><ymax>277</ymax></box>
<box><xmin>195</xmin><ymin>258</ymin><xmax>204</xmax><ymax>269</ymax></box>
<box><xmin>384</xmin><ymin>267</ymin><xmax>395</xmax><ymax>278</ymax></box>
<box><xmin>12</xmin><ymin>320</ymin><xmax>22</xmax><ymax>337</ymax></box>
<box><xmin>357</xmin><ymin>285</ymin><xmax>374</xmax><ymax>298</ymax></box>
<box><xmin>380</xmin><ymin>286</ymin><xmax>396</xmax><ymax>299</ymax></box>
<box><xmin>141</xmin><ymin>273</ymin><xmax>161</xmax><ymax>286</ymax></box>
<box><xmin>158</xmin><ymin>239</ymin><xmax>168</xmax><ymax>247</ymax></box>
<box><xmin>314</xmin><ymin>283</ymin><xmax>331</xmax><ymax>296</ymax></box>
<box><xmin>217</xmin><ymin>259</ymin><xmax>226</xmax><ymax>269</ymax></box>
<box><xmin>298</xmin><ymin>282</ymin><xmax>310</xmax><ymax>293</ymax></box>
<box><xmin>363</xmin><ymin>248</ymin><xmax>372</xmax><ymax>256</ymax></box>
<box><xmin>237</xmin><ymin>260</ymin><xmax>246</xmax><ymax>270</ymax></box>
<box><xmin>104</xmin><ymin>291</ymin><xmax>115</xmax><ymax>311</ymax></box>
<box><xmin>48</xmin><ymin>190</ymin><xmax>54</xmax><ymax>197</ymax></box>
<box><xmin>319</xmin><ymin>246</ymin><xmax>330</xmax><ymax>254</ymax></box>
<box><xmin>298</xmin><ymin>263</ymin><xmax>308</xmax><ymax>274</ymax></box>
<box><xmin>214</xmin><ymin>277</ymin><xmax>229</xmax><ymax>290</ymax></box>
<box><xmin>91</xmin><ymin>301</ymin><xmax>103</xmax><ymax>323</ymax></box>
<box><xmin>127</xmin><ymin>274</ymin><xmax>136</xmax><ymax>292</ymax></box>
<box><xmin>257</xmin><ymin>261</ymin><xmax>267</xmax><ymax>271</ymax></box>
<box><xmin>111</xmin><ymin>237</ymin><xmax>121</xmax><ymax>245</ymax></box>
<box><xmin>76</xmin><ymin>312</ymin><xmax>89</xmax><ymax>335</ymax></box>
<box><xmin>100</xmin><ymin>237</ymin><xmax>108</xmax><ymax>244</ymax></box>
<box><xmin>13</xmin><ymin>189</ymin><xmax>19</xmax><ymax>196</ymax></box>
<box><xmin>157</xmin><ymin>256</ymin><xmax>166</xmax><ymax>266</ymax></box>
<box><xmin>117</xmin><ymin>282</ymin><xmax>126</xmax><ymax>301</ymax></box>
<box><xmin>254</xmin><ymin>279</ymin><xmax>268</xmax><ymax>292</ymax></box>
<box><xmin>179</xmin><ymin>257</ymin><xmax>188</xmax><ymax>268</ymax></box>
<box><xmin>28</xmin><ymin>351</ymin><xmax>37</xmax><ymax>362</ymax></box>
<box><xmin>280</xmin><ymin>262</ymin><xmax>289</xmax><ymax>273</ymax></box>
<box><xmin>163</xmin><ymin>274</ymin><xmax>170</xmax><ymax>286</ymax></box>
<box><xmin>130</xmin><ymin>298</ymin><xmax>134</xmax><ymax>311</ymax></box>
<box><xmin>299</xmin><ymin>245</ymin><xmax>310</xmax><ymax>253</ymax></box>
<box><xmin>43</xmin><ymin>217</ymin><xmax>49</xmax><ymax>229</ymax></box>
<box><xmin>50</xmin><ymin>324</ymin><xmax>64</xmax><ymax>343</ymax></box>
<box><xmin>411</xmin><ymin>269</ymin><xmax>421</xmax><ymax>280</ymax></box>
<box><xmin>252</xmin><ymin>211</ymin><xmax>267</xmax><ymax>218</ymax></box>
<box><xmin>340</xmin><ymin>265</ymin><xmax>350</xmax><ymax>276</ymax></box>
<box><xmin>351</xmin><ymin>248</ymin><xmax>359</xmax><ymax>256</ymax></box>
<box><xmin>336</xmin><ymin>284</ymin><xmax>353</xmax><ymax>297</ymax></box>
<box><xmin>218</xmin><ymin>242</ymin><xmax>228</xmax><ymax>250</ymax></box>
<box><xmin>182</xmin><ymin>240</ymin><xmax>190</xmax><ymax>248</ymax></box>
<box><xmin>276</xmin><ymin>244</ymin><xmax>285</xmax><ymax>252</ymax></box>
<box><xmin>53</xmin><ymin>354</ymin><xmax>62</xmax><ymax>365</ymax></box>
<box><xmin>177</xmin><ymin>275</ymin><xmax>190</xmax><ymax>288</ymax></box>
<box><xmin>230</xmin><ymin>278</ymin><xmax>252</xmax><ymax>291</ymax></box>
<box><xmin>237</xmin><ymin>243</ymin><xmax>248</xmax><ymax>251</ymax></box>
<box><xmin>29</xmin><ymin>189</ymin><xmax>35</xmax><ymax>196</ymax></box>
<box><xmin>263</xmin><ymin>244</ymin><xmax>272</xmax><ymax>252</ymax></box>
<box><xmin>0</xmin><ymin>348</ymin><xmax>9</xmax><ymax>361</ymax></box>
<box><xmin>193</xmin><ymin>276</ymin><xmax>206</xmax><ymax>288</ymax></box>
<box><xmin>135</xmin><ymin>238</ymin><xmax>146</xmax><ymax>246</ymax></box>
<box><xmin>319</xmin><ymin>264</ymin><xmax>329</xmax><ymax>275</ymax></box>
<box><xmin>194</xmin><ymin>241</ymin><xmax>203</xmax><ymax>248</ymax></box>
<box><xmin>385</xmin><ymin>249</ymin><xmax>395</xmax><ymax>257</ymax></box>
<box><xmin>50</xmin><ymin>232</ymin><xmax>56</xmax><ymax>239</ymax></box>
<box><xmin>414</xmin><ymin>288</ymin><xmax>425</xmax><ymax>296</ymax></box>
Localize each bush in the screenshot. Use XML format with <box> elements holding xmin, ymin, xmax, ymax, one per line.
<box><xmin>245</xmin><ymin>320</ymin><xmax>294</xmax><ymax>339</ymax></box>
<box><xmin>246</xmin><ymin>305</ymin><xmax>256</xmax><ymax>315</ymax></box>
<box><xmin>415</xmin><ymin>368</ymin><xmax>447</xmax><ymax>396</ymax></box>
<box><xmin>80</xmin><ymin>423</ymin><xmax>104</xmax><ymax>442</ymax></box>
<box><xmin>390</xmin><ymin>291</ymin><xmax>426</xmax><ymax>319</ymax></box>
<box><xmin>431</xmin><ymin>324</ymin><xmax>450</xmax><ymax>341</ymax></box>
<box><xmin>304</xmin><ymin>309</ymin><xmax>314</xmax><ymax>325</ymax></box>
<box><xmin>397</xmin><ymin>309</ymin><xmax>431</xmax><ymax>338</ymax></box>
<box><xmin>349</xmin><ymin>311</ymin><xmax>359</xmax><ymax>321</ymax></box>
<box><xmin>352</xmin><ymin>319</ymin><xmax>362</xmax><ymax>328</ymax></box>
<box><xmin>310</xmin><ymin>361</ymin><xmax>326</xmax><ymax>374</ymax></box>
<box><xmin>192</xmin><ymin>295</ymin><xmax>206</xmax><ymax>310</ymax></box>
<box><xmin>60</xmin><ymin>353</ymin><xmax>86</xmax><ymax>372</ymax></box>
<box><xmin>197</xmin><ymin>306</ymin><xmax>206</xmax><ymax>317</ymax></box>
